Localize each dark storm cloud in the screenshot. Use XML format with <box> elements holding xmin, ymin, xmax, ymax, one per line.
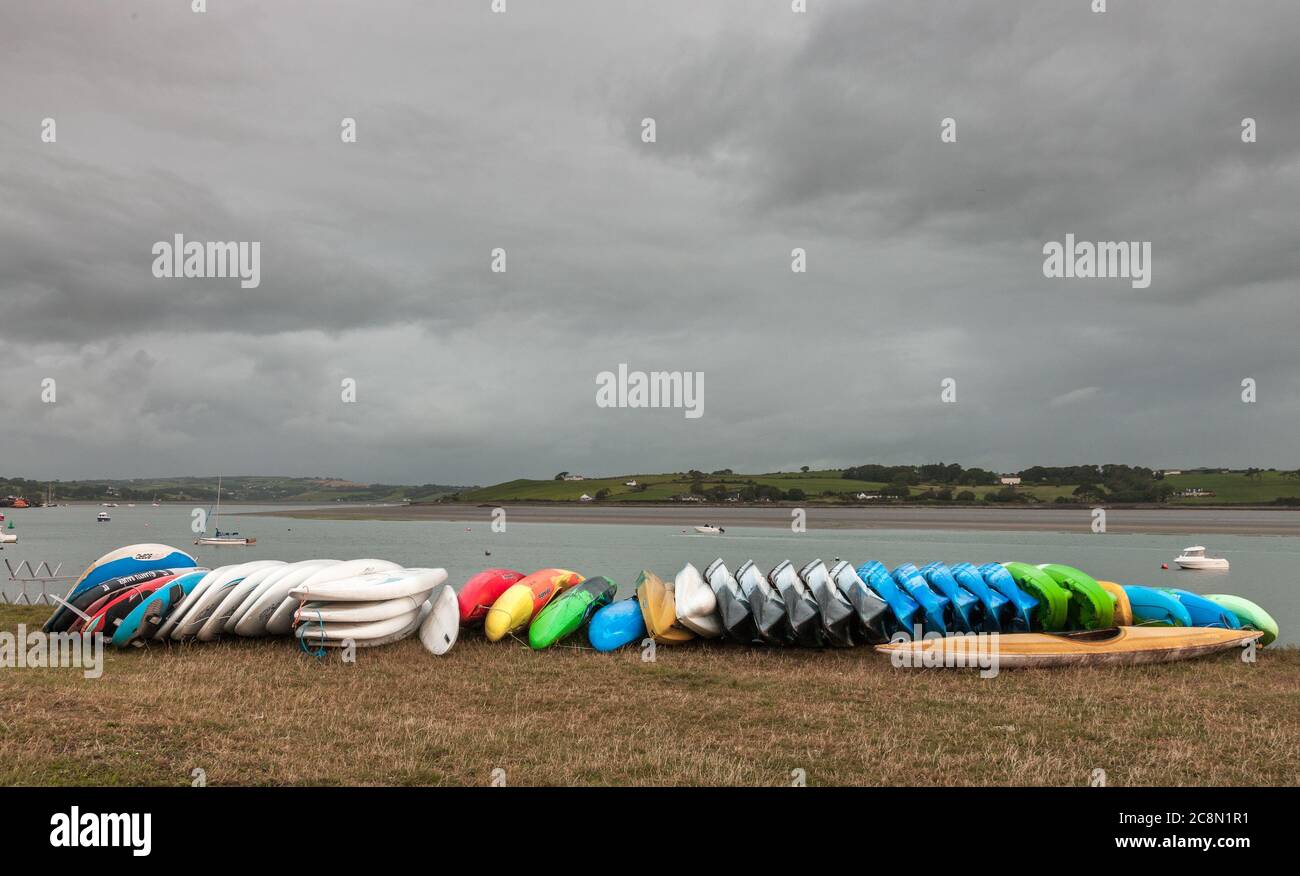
<box><xmin>1</xmin><ymin>1</ymin><xmax>1298</xmax><ymax>484</ymax></box>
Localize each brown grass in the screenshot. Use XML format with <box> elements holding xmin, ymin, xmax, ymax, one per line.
<box><xmin>1</xmin><ymin>605</ymin><xmax>1297</xmax><ymax>786</ymax></box>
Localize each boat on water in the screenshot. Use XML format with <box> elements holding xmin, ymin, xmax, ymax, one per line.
<box><xmin>96</xmin><ymin>511</ymin><xmax>111</xmax><ymax>523</ymax></box>
<box><xmin>1174</xmin><ymin>545</ymin><xmax>1229</xmax><ymax>571</ymax></box>
<box><xmin>195</xmin><ymin>477</ymin><xmax>257</xmax><ymax>546</ymax></box>
<box><xmin>0</xmin><ymin>532</ymin><xmax>15</xmax><ymax>544</ymax></box>
<box><xmin>693</xmin><ymin>524</ymin><xmax>724</xmax><ymax>534</ymax></box>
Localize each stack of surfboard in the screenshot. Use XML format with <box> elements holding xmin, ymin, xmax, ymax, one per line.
<box><xmin>42</xmin><ymin>544</ymin><xmax>458</xmax><ymax>656</ymax></box>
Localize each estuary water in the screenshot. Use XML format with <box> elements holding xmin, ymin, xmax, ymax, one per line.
<box><xmin>2</xmin><ymin>503</ymin><xmax>1295</xmax><ymax>645</ymax></box>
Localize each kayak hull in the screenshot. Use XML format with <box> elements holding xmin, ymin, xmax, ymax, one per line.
<box><xmin>1205</xmin><ymin>594</ymin><xmax>1278</xmax><ymax>646</ymax></box>
<box><xmin>1036</xmin><ymin>564</ymin><xmax>1113</xmax><ymax>630</ymax></box>
<box><xmin>829</xmin><ymin>560</ymin><xmax>890</xmax><ymax>644</ymax></box>
<box><xmin>1002</xmin><ymin>562</ymin><xmax>1070</xmax><ymax>631</ymax></box>
<box><xmin>528</xmin><ymin>576</ymin><xmax>616</xmax><ymax>649</ymax></box>
<box><xmin>800</xmin><ymin>559</ymin><xmax>856</xmax><ymax>647</ymax></box>
<box><xmin>705</xmin><ymin>559</ymin><xmax>758</xmax><ymax>644</ymax></box>
<box><xmin>588</xmin><ymin>598</ymin><xmax>647</xmax><ymax>651</ymax></box>
<box><xmin>458</xmin><ymin>568</ymin><xmax>525</xmax><ymax>624</ymax></box>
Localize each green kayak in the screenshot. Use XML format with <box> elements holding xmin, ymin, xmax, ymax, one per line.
<box><xmin>1205</xmin><ymin>594</ymin><xmax>1278</xmax><ymax>646</ymax></box>
<box><xmin>528</xmin><ymin>576</ymin><xmax>617</xmax><ymax>650</ymax></box>
<box><xmin>1001</xmin><ymin>562</ymin><xmax>1070</xmax><ymax>631</ymax></box>
<box><xmin>1036</xmin><ymin>563</ymin><xmax>1114</xmax><ymax>630</ymax></box>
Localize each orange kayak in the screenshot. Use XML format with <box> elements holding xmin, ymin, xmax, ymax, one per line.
<box><xmin>484</xmin><ymin>568</ymin><xmax>583</xmax><ymax>642</ymax></box>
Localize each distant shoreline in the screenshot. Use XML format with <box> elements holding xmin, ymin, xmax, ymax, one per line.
<box><xmin>246</xmin><ymin>502</ymin><xmax>1300</xmax><ymax>536</ymax></box>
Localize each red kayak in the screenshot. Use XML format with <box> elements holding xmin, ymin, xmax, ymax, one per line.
<box><xmin>457</xmin><ymin>568</ymin><xmax>525</xmax><ymax>624</ymax></box>
<box><xmin>74</xmin><ymin>574</ymin><xmax>177</xmax><ymax>635</ymax></box>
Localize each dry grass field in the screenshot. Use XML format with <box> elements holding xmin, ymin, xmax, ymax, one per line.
<box><xmin>2</xmin><ymin>605</ymin><xmax>1297</xmax><ymax>786</ymax></box>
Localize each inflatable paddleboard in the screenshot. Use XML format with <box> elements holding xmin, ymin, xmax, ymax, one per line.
<box><xmin>877</xmin><ymin>626</ymin><xmax>1260</xmax><ymax>669</ymax></box>
<box><xmin>44</xmin><ymin>544</ymin><xmax>197</xmax><ymax>633</ymax></box>
<box><xmin>1123</xmin><ymin>585</ymin><xmax>1192</xmax><ymax>627</ymax></box>
<box><xmin>484</xmin><ymin>568</ymin><xmax>582</xmax><ymax>642</ymax></box>
<box><xmin>800</xmin><ymin>559</ymin><xmax>856</xmax><ymax>647</ymax></box>
<box><xmin>528</xmin><ymin>576</ymin><xmax>617</xmax><ymax>649</ymax></box>
<box><xmin>673</xmin><ymin>563</ymin><xmax>722</xmax><ymax>638</ymax></box>
<box><xmin>457</xmin><ymin>569</ymin><xmax>525</xmax><ymax>625</ymax></box>
<box><xmin>1205</xmin><ymin>594</ymin><xmax>1278</xmax><ymax>646</ymax></box>
<box><xmin>829</xmin><ymin>560</ymin><xmax>889</xmax><ymax>644</ymax></box>
<box><xmin>588</xmin><ymin>598</ymin><xmax>646</xmax><ymax>652</ymax></box>
<box><xmin>705</xmin><ymin>559</ymin><xmax>758</xmax><ymax>644</ymax></box>
<box><xmin>419</xmin><ymin>584</ymin><xmax>461</xmax><ymax>655</ymax></box>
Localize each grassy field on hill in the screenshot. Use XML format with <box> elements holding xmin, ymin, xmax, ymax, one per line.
<box><xmin>2</xmin><ymin>604</ymin><xmax>1295</xmax><ymax>786</ymax></box>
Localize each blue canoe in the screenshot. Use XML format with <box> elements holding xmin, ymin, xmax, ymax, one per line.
<box><xmin>919</xmin><ymin>562</ymin><xmax>983</xmax><ymax>633</ymax></box>
<box><xmin>854</xmin><ymin>561</ymin><xmax>921</xmax><ymax>634</ymax></box>
<box><xmin>951</xmin><ymin>562</ymin><xmax>1012</xmax><ymax>632</ymax></box>
<box><xmin>976</xmin><ymin>563</ymin><xmax>1037</xmax><ymax>632</ymax></box>
<box><xmin>891</xmin><ymin>563</ymin><xmax>950</xmax><ymax>635</ymax></box>
<box><xmin>1123</xmin><ymin>585</ymin><xmax>1192</xmax><ymax>627</ymax></box>
<box><xmin>588</xmin><ymin>598</ymin><xmax>647</xmax><ymax>652</ymax></box>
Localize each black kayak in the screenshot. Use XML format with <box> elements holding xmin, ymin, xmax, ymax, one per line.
<box><xmin>769</xmin><ymin>559</ymin><xmax>824</xmax><ymax>648</ymax></box>
<box><xmin>736</xmin><ymin>559</ymin><xmax>792</xmax><ymax>645</ymax></box>
<box><xmin>704</xmin><ymin>558</ymin><xmax>758</xmax><ymax>644</ymax></box>
<box><xmin>798</xmin><ymin>559</ymin><xmax>856</xmax><ymax>648</ymax></box>
<box><xmin>829</xmin><ymin>560</ymin><xmax>891</xmax><ymax>644</ymax></box>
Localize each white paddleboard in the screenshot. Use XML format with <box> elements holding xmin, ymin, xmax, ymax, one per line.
<box><xmin>226</xmin><ymin>560</ymin><xmax>329</xmax><ymax>633</ymax></box>
<box><xmin>265</xmin><ymin>559</ymin><xmax>402</xmax><ymax>635</ymax></box>
<box><xmin>233</xmin><ymin>560</ymin><xmax>339</xmax><ymax>637</ymax></box>
<box><xmin>195</xmin><ymin>562</ymin><xmax>286</xmax><ymax>641</ymax></box>
<box><xmin>302</xmin><ymin>600</ymin><xmax>432</xmax><ymax>648</ymax></box>
<box><xmin>289</xmin><ymin>567</ymin><xmax>447</xmax><ymax>603</ymax></box>
<box><xmin>294</xmin><ymin>592</ymin><xmax>433</xmax><ymax>624</ymax></box>
<box><xmin>154</xmin><ymin>566</ymin><xmax>233</xmax><ymax>640</ymax></box>
<box><xmin>173</xmin><ymin>561</ymin><xmax>282</xmax><ymax>640</ymax></box>
<box><xmin>295</xmin><ymin>606</ymin><xmax>422</xmax><ymax>642</ymax></box>
<box><xmin>418</xmin><ymin>583</ymin><xmax>460</xmax><ymax>656</ymax></box>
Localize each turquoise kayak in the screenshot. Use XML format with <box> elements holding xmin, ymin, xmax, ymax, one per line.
<box><xmin>1160</xmin><ymin>588</ymin><xmax>1240</xmax><ymax>629</ymax></box>
<box><xmin>976</xmin><ymin>563</ymin><xmax>1036</xmax><ymax>632</ymax></box>
<box><xmin>891</xmin><ymin>563</ymin><xmax>950</xmax><ymax>635</ymax></box>
<box><xmin>587</xmin><ymin>597</ymin><xmax>646</xmax><ymax>652</ymax></box>
<box><xmin>951</xmin><ymin>562</ymin><xmax>1012</xmax><ymax>632</ymax></box>
<box><xmin>855</xmin><ymin>561</ymin><xmax>921</xmax><ymax>635</ymax></box>
<box><xmin>919</xmin><ymin>562</ymin><xmax>982</xmax><ymax>633</ymax></box>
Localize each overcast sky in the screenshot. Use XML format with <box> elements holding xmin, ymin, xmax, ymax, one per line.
<box><xmin>3</xmin><ymin>1</ymin><xmax>1299</xmax><ymax>485</ymax></box>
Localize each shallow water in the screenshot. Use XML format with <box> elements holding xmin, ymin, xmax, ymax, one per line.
<box><xmin>2</xmin><ymin>503</ymin><xmax>1295</xmax><ymax>644</ymax></box>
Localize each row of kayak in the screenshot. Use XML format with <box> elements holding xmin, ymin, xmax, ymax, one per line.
<box><xmin>458</xmin><ymin>558</ymin><xmax>1280</xmax><ymax>652</ymax></box>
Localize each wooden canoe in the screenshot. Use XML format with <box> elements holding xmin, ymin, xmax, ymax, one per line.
<box><xmin>875</xmin><ymin>626</ymin><xmax>1261</xmax><ymax>669</ymax></box>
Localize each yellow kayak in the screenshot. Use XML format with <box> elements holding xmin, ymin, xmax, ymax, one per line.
<box><xmin>636</xmin><ymin>570</ymin><xmax>696</xmax><ymax>645</ymax></box>
<box><xmin>1096</xmin><ymin>580</ymin><xmax>1134</xmax><ymax>626</ymax></box>
<box><xmin>875</xmin><ymin>626</ymin><xmax>1260</xmax><ymax>669</ymax></box>
<box><xmin>484</xmin><ymin>568</ymin><xmax>583</xmax><ymax>642</ymax></box>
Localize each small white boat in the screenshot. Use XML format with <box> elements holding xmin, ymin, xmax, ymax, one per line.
<box><xmin>693</xmin><ymin>524</ymin><xmax>725</xmax><ymax>535</ymax></box>
<box><xmin>1174</xmin><ymin>545</ymin><xmax>1229</xmax><ymax>571</ymax></box>
<box><xmin>96</xmin><ymin>511</ymin><xmax>111</xmax><ymax>523</ymax></box>
<box><xmin>194</xmin><ymin>476</ymin><xmax>256</xmax><ymax>546</ymax></box>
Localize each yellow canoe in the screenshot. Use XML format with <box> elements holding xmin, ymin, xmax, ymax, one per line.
<box><xmin>636</xmin><ymin>570</ymin><xmax>696</xmax><ymax>645</ymax></box>
<box><xmin>1096</xmin><ymin>580</ymin><xmax>1134</xmax><ymax>626</ymax></box>
<box><xmin>875</xmin><ymin>626</ymin><xmax>1260</xmax><ymax>669</ymax></box>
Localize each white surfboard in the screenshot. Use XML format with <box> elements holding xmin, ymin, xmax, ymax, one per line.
<box><xmin>195</xmin><ymin>562</ymin><xmax>286</xmax><ymax>641</ymax></box>
<box><xmin>154</xmin><ymin>566</ymin><xmax>233</xmax><ymax>640</ymax></box>
<box><xmin>232</xmin><ymin>560</ymin><xmax>338</xmax><ymax>637</ymax></box>
<box><xmin>418</xmin><ymin>583</ymin><xmax>460</xmax><ymax>656</ymax></box>
<box><xmin>303</xmin><ymin>601</ymin><xmax>432</xmax><ymax>648</ymax></box>
<box><xmin>265</xmin><ymin>559</ymin><xmax>402</xmax><ymax>635</ymax></box>
<box><xmin>295</xmin><ymin>606</ymin><xmax>422</xmax><ymax>642</ymax></box>
<box><xmin>294</xmin><ymin>592</ymin><xmax>433</xmax><ymax>624</ymax></box>
<box><xmin>173</xmin><ymin>561</ymin><xmax>283</xmax><ymax>640</ymax></box>
<box><xmin>289</xmin><ymin>567</ymin><xmax>447</xmax><ymax>603</ymax></box>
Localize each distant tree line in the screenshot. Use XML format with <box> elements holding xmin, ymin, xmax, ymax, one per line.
<box><xmin>841</xmin><ymin>463</ymin><xmax>999</xmax><ymax>486</ymax></box>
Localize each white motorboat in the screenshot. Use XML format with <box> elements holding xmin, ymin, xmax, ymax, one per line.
<box><xmin>96</xmin><ymin>511</ymin><xmax>111</xmax><ymax>523</ymax></box>
<box><xmin>1174</xmin><ymin>545</ymin><xmax>1229</xmax><ymax>571</ymax></box>
<box><xmin>693</xmin><ymin>524</ymin><xmax>725</xmax><ymax>535</ymax></box>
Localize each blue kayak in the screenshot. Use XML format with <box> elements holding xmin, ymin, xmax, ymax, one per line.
<box><xmin>1123</xmin><ymin>585</ymin><xmax>1192</xmax><ymax>627</ymax></box>
<box><xmin>919</xmin><ymin>562</ymin><xmax>983</xmax><ymax>633</ymax></box>
<box><xmin>587</xmin><ymin>598</ymin><xmax>647</xmax><ymax>652</ymax></box>
<box><xmin>1161</xmin><ymin>588</ymin><xmax>1240</xmax><ymax>629</ymax></box>
<box><xmin>951</xmin><ymin>562</ymin><xmax>1012</xmax><ymax>632</ymax></box>
<box><xmin>111</xmin><ymin>570</ymin><xmax>208</xmax><ymax>647</ymax></box>
<box><xmin>891</xmin><ymin>563</ymin><xmax>950</xmax><ymax>635</ymax></box>
<box><xmin>854</xmin><ymin>561</ymin><xmax>921</xmax><ymax>634</ymax></box>
<box><xmin>976</xmin><ymin>563</ymin><xmax>1037</xmax><ymax>632</ymax></box>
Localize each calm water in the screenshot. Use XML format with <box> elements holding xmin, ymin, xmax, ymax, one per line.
<box><xmin>3</xmin><ymin>504</ymin><xmax>1295</xmax><ymax>644</ymax></box>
